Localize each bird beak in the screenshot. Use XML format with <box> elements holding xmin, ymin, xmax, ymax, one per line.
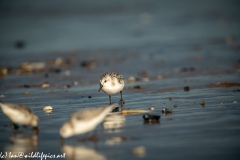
<box><xmin>98</xmin><ymin>84</ymin><xmax>103</xmax><ymax>92</ymax></box>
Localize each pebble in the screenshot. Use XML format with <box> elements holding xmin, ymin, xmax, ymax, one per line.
<box><xmin>133</xmin><ymin>85</ymin><xmax>141</xmax><ymax>89</ymax></box>
<box><xmin>148</xmin><ymin>107</ymin><xmax>154</xmax><ymax>111</ymax></box>
<box><xmin>15</xmin><ymin>40</ymin><xmax>25</xmax><ymax>49</ymax></box>
<box><xmin>174</xmin><ymin>104</ymin><xmax>177</xmax><ymax>108</ymax></box>
<box><xmin>55</xmin><ymin>57</ymin><xmax>64</xmax><ymax>66</ymax></box>
<box><xmin>65</xmin><ymin>70</ymin><xmax>71</xmax><ymax>76</ymax></box>
<box><xmin>0</xmin><ymin>95</ymin><xmax>5</xmax><ymax>98</ymax></box>
<box><xmin>200</xmin><ymin>101</ymin><xmax>205</xmax><ymax>107</ymax></box>
<box><xmin>142</xmin><ymin>77</ymin><xmax>150</xmax><ymax>81</ymax></box>
<box><xmin>20</xmin><ymin>62</ymin><xmax>45</xmax><ymax>72</ymax></box>
<box><xmin>233</xmin><ymin>101</ymin><xmax>237</xmax><ymax>104</ymax></box>
<box><xmin>128</xmin><ymin>76</ymin><xmax>136</xmax><ymax>82</ymax></box>
<box><xmin>233</xmin><ymin>89</ymin><xmax>240</xmax><ymax>92</ymax></box>
<box><xmin>0</xmin><ymin>67</ymin><xmax>8</xmax><ymax>76</ymax></box>
<box><xmin>43</xmin><ymin>106</ymin><xmax>53</xmax><ymax>113</ymax></box>
<box><xmin>169</xmin><ymin>97</ymin><xmax>172</xmax><ymax>101</ymax></box>
<box><xmin>162</xmin><ymin>108</ymin><xmax>172</xmax><ymax>113</ymax></box>
<box><xmin>184</xmin><ymin>86</ymin><xmax>190</xmax><ymax>91</ymax></box>
<box><xmin>24</xmin><ymin>92</ymin><xmax>29</xmax><ymax>95</ymax></box>
<box><xmin>81</xmin><ymin>61</ymin><xmax>96</xmax><ymax>68</ymax></box>
<box><xmin>82</xmin><ymin>82</ymin><xmax>90</xmax><ymax>86</ymax></box>
<box><xmin>49</xmin><ymin>68</ymin><xmax>61</xmax><ymax>73</ymax></box>
<box><xmin>143</xmin><ymin>114</ymin><xmax>160</xmax><ymax>122</ymax></box>
<box><xmin>73</xmin><ymin>81</ymin><xmax>79</xmax><ymax>85</ymax></box>
<box><xmin>41</xmin><ymin>82</ymin><xmax>50</xmax><ymax>88</ymax></box>
<box><xmin>132</xmin><ymin>146</ymin><xmax>146</xmax><ymax>157</ymax></box>
<box><xmin>157</xmin><ymin>75</ymin><xmax>163</xmax><ymax>79</ymax></box>
<box><xmin>63</xmin><ymin>84</ymin><xmax>71</xmax><ymax>88</ymax></box>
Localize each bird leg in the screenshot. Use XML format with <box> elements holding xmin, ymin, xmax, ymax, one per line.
<box><xmin>12</xmin><ymin>123</ymin><xmax>19</xmax><ymax>130</ymax></box>
<box><xmin>109</xmin><ymin>95</ymin><xmax>112</xmax><ymax>104</ymax></box>
<box><xmin>118</xmin><ymin>91</ymin><xmax>125</xmax><ymax>106</ymax></box>
<box><xmin>32</xmin><ymin>126</ymin><xmax>39</xmax><ymax>134</ymax></box>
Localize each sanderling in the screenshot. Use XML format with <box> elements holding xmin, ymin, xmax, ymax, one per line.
<box><xmin>0</xmin><ymin>102</ymin><xmax>39</xmax><ymax>132</ymax></box>
<box><xmin>60</xmin><ymin>104</ymin><xmax>115</xmax><ymax>139</ymax></box>
<box><xmin>98</xmin><ymin>72</ymin><xmax>125</xmax><ymax>105</ymax></box>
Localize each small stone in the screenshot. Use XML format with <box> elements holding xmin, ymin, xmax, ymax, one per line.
<box><xmin>132</xmin><ymin>146</ymin><xmax>146</xmax><ymax>157</ymax></box>
<box><xmin>23</xmin><ymin>84</ymin><xmax>31</xmax><ymax>88</ymax></box>
<box><xmin>65</xmin><ymin>70</ymin><xmax>71</xmax><ymax>76</ymax></box>
<box><xmin>133</xmin><ymin>85</ymin><xmax>141</xmax><ymax>89</ymax></box>
<box><xmin>233</xmin><ymin>89</ymin><xmax>240</xmax><ymax>92</ymax></box>
<box><xmin>24</xmin><ymin>92</ymin><xmax>29</xmax><ymax>95</ymax></box>
<box><xmin>81</xmin><ymin>61</ymin><xmax>96</xmax><ymax>68</ymax></box>
<box><xmin>143</xmin><ymin>114</ymin><xmax>160</xmax><ymax>122</ymax></box>
<box><xmin>0</xmin><ymin>67</ymin><xmax>8</xmax><ymax>76</ymax></box>
<box><xmin>184</xmin><ymin>86</ymin><xmax>190</xmax><ymax>91</ymax></box>
<box><xmin>200</xmin><ymin>101</ymin><xmax>205</xmax><ymax>107</ymax></box>
<box><xmin>128</xmin><ymin>76</ymin><xmax>136</xmax><ymax>82</ymax></box>
<box><xmin>49</xmin><ymin>68</ymin><xmax>61</xmax><ymax>73</ymax></box>
<box><xmin>174</xmin><ymin>104</ymin><xmax>177</xmax><ymax>108</ymax></box>
<box><xmin>148</xmin><ymin>107</ymin><xmax>154</xmax><ymax>110</ymax></box>
<box><xmin>73</xmin><ymin>81</ymin><xmax>79</xmax><ymax>85</ymax></box>
<box><xmin>0</xmin><ymin>95</ymin><xmax>5</xmax><ymax>98</ymax></box>
<box><xmin>55</xmin><ymin>57</ymin><xmax>64</xmax><ymax>66</ymax></box>
<box><xmin>41</xmin><ymin>82</ymin><xmax>50</xmax><ymax>88</ymax></box>
<box><xmin>142</xmin><ymin>77</ymin><xmax>150</xmax><ymax>81</ymax></box>
<box><xmin>63</xmin><ymin>84</ymin><xmax>71</xmax><ymax>88</ymax></box>
<box><xmin>157</xmin><ymin>75</ymin><xmax>163</xmax><ymax>79</ymax></box>
<box><xmin>169</xmin><ymin>97</ymin><xmax>172</xmax><ymax>101</ymax></box>
<box><xmin>15</xmin><ymin>40</ymin><xmax>25</xmax><ymax>49</ymax></box>
<box><xmin>162</xmin><ymin>108</ymin><xmax>172</xmax><ymax>113</ymax></box>
<box><xmin>88</xmin><ymin>96</ymin><xmax>92</xmax><ymax>98</ymax></box>
<box><xmin>20</xmin><ymin>62</ymin><xmax>45</xmax><ymax>72</ymax></box>
<box><xmin>233</xmin><ymin>101</ymin><xmax>237</xmax><ymax>104</ymax></box>
<box><xmin>82</xmin><ymin>82</ymin><xmax>90</xmax><ymax>86</ymax></box>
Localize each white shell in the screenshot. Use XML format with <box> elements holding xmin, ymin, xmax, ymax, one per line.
<box><xmin>43</xmin><ymin>106</ymin><xmax>53</xmax><ymax>113</ymax></box>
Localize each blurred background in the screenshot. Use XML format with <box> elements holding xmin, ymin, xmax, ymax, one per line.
<box><xmin>0</xmin><ymin>0</ymin><xmax>240</xmax><ymax>56</ymax></box>
<box><xmin>1</xmin><ymin>0</ymin><xmax>240</xmax><ymax>83</ymax></box>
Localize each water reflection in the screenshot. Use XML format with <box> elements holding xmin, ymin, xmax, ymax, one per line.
<box><xmin>4</xmin><ymin>133</ymin><xmax>38</xmax><ymax>160</ymax></box>
<box><xmin>162</xmin><ymin>113</ymin><xmax>172</xmax><ymax>116</ymax></box>
<box><xmin>143</xmin><ymin>120</ymin><xmax>160</xmax><ymax>125</ymax></box>
<box><xmin>102</xmin><ymin>112</ymin><xmax>125</xmax><ymax>132</ymax></box>
<box><xmin>105</xmin><ymin>136</ymin><xmax>128</xmax><ymax>145</ymax></box>
<box><xmin>61</xmin><ymin>144</ymin><xmax>106</xmax><ymax>160</ymax></box>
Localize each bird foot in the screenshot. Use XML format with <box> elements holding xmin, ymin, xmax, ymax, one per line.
<box><xmin>12</xmin><ymin>123</ymin><xmax>19</xmax><ymax>130</ymax></box>
<box><xmin>32</xmin><ymin>126</ymin><xmax>39</xmax><ymax>134</ymax></box>
<box><xmin>118</xmin><ymin>99</ymin><xmax>125</xmax><ymax>106</ymax></box>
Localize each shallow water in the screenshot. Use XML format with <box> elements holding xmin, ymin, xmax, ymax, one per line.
<box><xmin>1</xmin><ymin>0</ymin><xmax>240</xmax><ymax>160</ymax></box>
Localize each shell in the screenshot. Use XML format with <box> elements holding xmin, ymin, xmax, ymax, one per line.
<box><xmin>43</xmin><ymin>106</ymin><xmax>53</xmax><ymax>113</ymax></box>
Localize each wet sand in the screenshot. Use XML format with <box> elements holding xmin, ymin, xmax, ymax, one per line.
<box><xmin>1</xmin><ymin>0</ymin><xmax>240</xmax><ymax>160</ymax></box>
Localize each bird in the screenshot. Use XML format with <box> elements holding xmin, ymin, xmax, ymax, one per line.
<box><xmin>59</xmin><ymin>104</ymin><xmax>115</xmax><ymax>139</ymax></box>
<box><xmin>0</xmin><ymin>102</ymin><xmax>39</xmax><ymax>133</ymax></box>
<box><xmin>98</xmin><ymin>72</ymin><xmax>125</xmax><ymax>105</ymax></box>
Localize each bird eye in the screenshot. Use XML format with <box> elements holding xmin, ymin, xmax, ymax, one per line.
<box><xmin>104</xmin><ymin>80</ymin><xmax>107</xmax><ymax>83</ymax></box>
